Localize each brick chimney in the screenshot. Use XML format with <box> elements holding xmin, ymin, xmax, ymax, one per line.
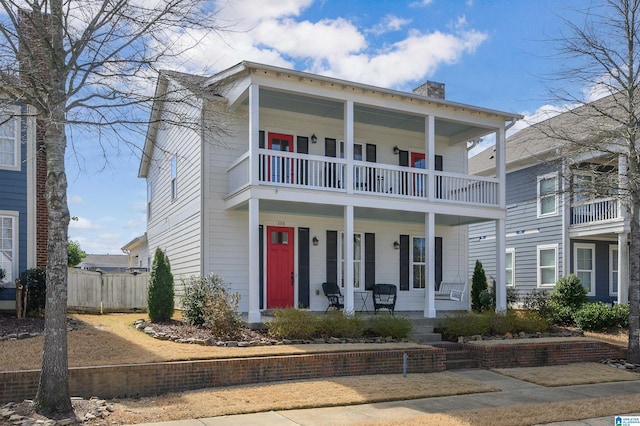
<box><xmin>412</xmin><ymin>81</ymin><xmax>445</xmax><ymax>99</ymax></box>
<box><xmin>18</xmin><ymin>9</ymin><xmax>52</xmax><ymax>269</ymax></box>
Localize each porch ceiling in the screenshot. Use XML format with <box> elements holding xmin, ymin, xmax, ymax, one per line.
<box><xmin>238</xmin><ymin>199</ymin><xmax>488</xmax><ymax>226</ymax></box>
<box><xmin>255</xmin><ymin>88</ymin><xmax>490</xmax><ymax>140</ymax></box>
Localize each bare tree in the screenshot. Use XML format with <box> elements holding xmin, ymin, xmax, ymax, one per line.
<box><xmin>539</xmin><ymin>0</ymin><xmax>640</xmax><ymax>362</ymax></box>
<box><xmin>0</xmin><ymin>0</ymin><xmax>225</xmax><ymax>414</ymax></box>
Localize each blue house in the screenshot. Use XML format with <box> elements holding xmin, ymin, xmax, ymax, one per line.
<box><xmin>469</xmin><ymin>96</ymin><xmax>629</xmax><ymax>305</ymax></box>
<box><xmin>0</xmin><ymin>103</ymin><xmax>44</xmax><ymax>311</ymax></box>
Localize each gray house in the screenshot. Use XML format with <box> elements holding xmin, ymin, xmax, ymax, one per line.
<box><xmin>469</xmin><ymin>96</ymin><xmax>629</xmax><ymax>304</ymax></box>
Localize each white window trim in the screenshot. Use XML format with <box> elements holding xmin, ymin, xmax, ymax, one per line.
<box><xmin>0</xmin><ymin>211</ymin><xmax>18</xmax><ymax>285</ymax></box>
<box><xmin>573</xmin><ymin>242</ymin><xmax>596</xmax><ymax>297</ymax></box>
<box><xmin>0</xmin><ymin>106</ymin><xmax>21</xmax><ymax>171</ymax></box>
<box><xmin>506</xmin><ymin>247</ymin><xmax>515</xmax><ymax>287</ymax></box>
<box><xmin>410</xmin><ymin>235</ymin><xmax>426</xmax><ymax>291</ymax></box>
<box><xmin>609</xmin><ymin>244</ymin><xmax>618</xmax><ymax>297</ymax></box>
<box><xmin>170</xmin><ymin>155</ymin><xmax>177</xmax><ymax>201</ymax></box>
<box><xmin>537</xmin><ymin>243</ymin><xmax>558</xmax><ymax>287</ymax></box>
<box><xmin>338</xmin><ymin>232</ymin><xmax>364</xmax><ymax>289</ymax></box>
<box><xmin>537</xmin><ymin>173</ymin><xmax>559</xmax><ymax>218</ymax></box>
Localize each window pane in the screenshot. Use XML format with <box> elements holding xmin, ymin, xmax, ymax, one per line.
<box><xmin>541</xmin><ymin>268</ymin><xmax>555</xmax><ymax>285</ymax></box>
<box><xmin>354</xmin><ymin>144</ymin><xmax>362</xmax><ymax>161</ymax></box>
<box><xmin>506</xmin><ymin>252</ymin><xmax>513</xmax><ymax>269</ymax></box>
<box><xmin>413</xmin><ymin>265</ymin><xmax>425</xmax><ymax>289</ymax></box>
<box><xmin>577</xmin><ymin>271</ymin><xmax>591</xmax><ymax>289</ymax></box>
<box><xmin>413</xmin><ymin>237</ymin><xmax>425</xmax><ymax>262</ymax></box>
<box><xmin>540</xmin><ymin>249</ymin><xmax>555</xmax><ymax>267</ymax></box>
<box><xmin>576</xmin><ymin>248</ymin><xmax>592</xmax><ymax>270</ymax></box>
<box><xmin>540</xmin><ymin>196</ymin><xmax>555</xmax><ymax>214</ymax></box>
<box><xmin>612</xmin><ymin>271</ymin><xmax>618</xmax><ymax>293</ymax></box>
<box><xmin>354</xmin><ymin>234</ymin><xmax>361</xmax><ymax>260</ymax></box>
<box><xmin>540</xmin><ymin>177</ymin><xmax>555</xmax><ymax>195</ymax></box>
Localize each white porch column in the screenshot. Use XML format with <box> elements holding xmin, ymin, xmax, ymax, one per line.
<box><xmin>426</xmin><ymin>115</ymin><xmax>435</xmax><ymax>199</ymax></box>
<box><xmin>424</xmin><ymin>212</ymin><xmax>436</xmax><ymax>318</ymax></box>
<box><xmin>248</xmin><ymin>84</ymin><xmax>259</xmax><ymax>186</ymax></box>
<box><xmin>496</xmin><ymin>126</ymin><xmax>506</xmax><ymax>209</ymax></box>
<box><xmin>618</xmin><ymin>232</ymin><xmax>629</xmax><ymax>304</ymax></box>
<box><xmin>345</xmin><ymin>100</ymin><xmax>354</xmax><ymax>194</ymax></box>
<box><xmin>495</xmin><ymin>218</ymin><xmax>507</xmax><ymax>312</ymax></box>
<box><xmin>248</xmin><ymin>198</ymin><xmax>261</xmax><ymax>324</ymax></box>
<box><xmin>344</xmin><ymin>205</ymin><xmax>355</xmax><ymax>314</ymax></box>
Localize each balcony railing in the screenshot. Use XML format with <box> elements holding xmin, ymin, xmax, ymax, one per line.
<box><xmin>227</xmin><ymin>150</ymin><xmax>500</xmax><ymax>207</ymax></box>
<box><xmin>570</xmin><ymin>197</ymin><xmax>619</xmax><ymax>225</ymax></box>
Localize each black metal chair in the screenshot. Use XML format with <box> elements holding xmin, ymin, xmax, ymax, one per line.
<box><xmin>322</xmin><ymin>282</ymin><xmax>344</xmax><ymax>313</ymax></box>
<box><xmin>372</xmin><ymin>283</ymin><xmax>397</xmax><ymax>315</ymax></box>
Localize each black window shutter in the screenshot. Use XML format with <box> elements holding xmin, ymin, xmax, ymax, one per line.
<box><xmin>365</xmin><ymin>233</ymin><xmax>375</xmax><ymax>290</ymax></box>
<box><xmin>435</xmin><ymin>154</ymin><xmax>443</xmax><ymax>171</ymax></box>
<box><xmin>399</xmin><ymin>234</ymin><xmax>409</xmax><ymax>291</ymax></box>
<box><xmin>435</xmin><ymin>236</ymin><xmax>443</xmax><ymax>291</ymax></box>
<box><xmin>326</xmin><ymin>230</ymin><xmax>338</xmax><ymax>284</ymax></box>
<box><xmin>399</xmin><ymin>150</ymin><xmax>409</xmax><ymax>167</ymax></box>
<box><xmin>435</xmin><ymin>154</ymin><xmax>443</xmax><ymax>198</ymax></box>
<box><xmin>298</xmin><ymin>228</ymin><xmax>310</xmax><ymax>308</ymax></box>
<box><xmin>325</xmin><ymin>138</ymin><xmax>337</xmax><ymax>157</ymax></box>
<box><xmin>259</xmin><ymin>130</ymin><xmax>265</xmax><ymax>149</ymax></box>
<box><xmin>297</xmin><ymin>136</ymin><xmax>309</xmax><ymax>154</ymax></box>
<box><xmin>259</xmin><ymin>225</ymin><xmax>264</xmax><ymax>309</ymax></box>
<box><xmin>366</xmin><ymin>144</ymin><xmax>377</xmax><ymax>162</ymax></box>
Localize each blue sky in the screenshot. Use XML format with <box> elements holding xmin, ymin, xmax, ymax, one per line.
<box><xmin>67</xmin><ymin>0</ymin><xmax>587</xmax><ymax>253</ymax></box>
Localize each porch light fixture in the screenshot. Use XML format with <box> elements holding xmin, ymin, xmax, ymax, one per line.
<box><xmin>312</xmin><ymin>236</ymin><xmax>319</xmax><ymax>246</ymax></box>
<box><xmin>311</xmin><ymin>134</ymin><xmax>318</xmax><ymax>144</ymax></box>
<box><xmin>393</xmin><ymin>145</ymin><xmax>400</xmax><ymax>155</ymax></box>
<box><xmin>393</xmin><ymin>240</ymin><xmax>400</xmax><ymax>250</ymax></box>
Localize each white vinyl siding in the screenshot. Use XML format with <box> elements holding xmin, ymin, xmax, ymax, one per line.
<box><xmin>537</xmin><ymin>173</ymin><xmax>558</xmax><ymax>217</ymax></box>
<box><xmin>537</xmin><ymin>244</ymin><xmax>558</xmax><ymax>287</ymax></box>
<box><xmin>0</xmin><ymin>107</ymin><xmax>19</xmax><ymax>170</ymax></box>
<box><xmin>574</xmin><ymin>243</ymin><xmax>595</xmax><ymax>296</ymax></box>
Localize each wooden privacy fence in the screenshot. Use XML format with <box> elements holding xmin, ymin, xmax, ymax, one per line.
<box><xmin>67</xmin><ymin>268</ymin><xmax>149</xmax><ymax>313</ymax></box>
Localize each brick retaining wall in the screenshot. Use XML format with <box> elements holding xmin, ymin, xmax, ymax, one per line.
<box><xmin>467</xmin><ymin>340</ymin><xmax>626</xmax><ymax>369</ymax></box>
<box><xmin>0</xmin><ymin>348</ymin><xmax>445</xmax><ymax>404</ymax></box>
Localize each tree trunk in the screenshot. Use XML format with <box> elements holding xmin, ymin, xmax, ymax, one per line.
<box><xmin>627</xmin><ymin>155</ymin><xmax>640</xmax><ymax>364</ymax></box>
<box><xmin>34</xmin><ymin>118</ymin><xmax>72</xmax><ymax>413</ymax></box>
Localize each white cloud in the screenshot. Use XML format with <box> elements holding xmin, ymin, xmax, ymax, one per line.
<box><xmin>69</xmin><ymin>216</ymin><xmax>101</xmax><ymax>230</ymax></box>
<box><xmin>68</xmin><ymin>195</ymin><xmax>84</xmax><ymax>205</ymax></box>
<box><xmin>508</xmin><ymin>103</ymin><xmax>577</xmax><ymax>137</ymax></box>
<box><xmin>409</xmin><ymin>0</ymin><xmax>433</xmax><ymax>7</ymax></box>
<box><xmin>369</xmin><ymin>15</ymin><xmax>411</xmax><ymax>36</ymax></box>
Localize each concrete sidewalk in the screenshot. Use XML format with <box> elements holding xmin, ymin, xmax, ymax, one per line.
<box><xmin>129</xmin><ymin>370</ymin><xmax>640</xmax><ymax>425</ymax></box>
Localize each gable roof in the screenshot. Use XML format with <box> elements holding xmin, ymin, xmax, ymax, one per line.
<box><xmin>469</xmin><ymin>94</ymin><xmax>627</xmax><ymax>175</ymax></box>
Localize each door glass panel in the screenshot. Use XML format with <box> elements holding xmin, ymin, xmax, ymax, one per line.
<box><xmin>271</xmin><ymin>231</ymin><xmax>288</xmax><ymax>244</ymax></box>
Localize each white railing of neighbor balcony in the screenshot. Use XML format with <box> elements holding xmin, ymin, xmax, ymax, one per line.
<box><xmin>228</xmin><ymin>150</ymin><xmax>500</xmax><ymax>207</ymax></box>
<box><xmin>570</xmin><ymin>197</ymin><xmax>619</xmax><ymax>225</ymax></box>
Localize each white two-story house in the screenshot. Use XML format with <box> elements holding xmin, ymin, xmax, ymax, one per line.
<box><xmin>139</xmin><ymin>61</ymin><xmax>519</xmax><ymax>324</ymax></box>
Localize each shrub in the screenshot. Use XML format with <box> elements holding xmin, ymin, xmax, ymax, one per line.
<box><xmin>319</xmin><ymin>311</ymin><xmax>366</xmax><ymax>339</ymax></box>
<box><xmin>20</xmin><ymin>268</ymin><xmax>47</xmax><ymax>314</ymax></box>
<box><xmin>181</xmin><ymin>274</ymin><xmax>243</xmax><ymax>339</ymax></box>
<box><xmin>147</xmin><ymin>248</ymin><xmax>174</xmax><ymax>322</ymax></box>
<box><xmin>479</xmin><ymin>284</ymin><xmax>519</xmax><ymax>312</ymax></box>
<box><xmin>574</xmin><ymin>302</ymin><xmax>629</xmax><ymax>331</ymax></box>
<box><xmin>442</xmin><ymin>312</ymin><xmax>491</xmax><ymax>338</ymax></box>
<box><xmin>471</xmin><ymin>260</ymin><xmax>488</xmax><ymax>312</ymax></box>
<box><xmin>67</xmin><ymin>240</ymin><xmax>87</xmax><ymax>267</ymax></box>
<box><xmin>512</xmin><ymin>310</ymin><xmax>551</xmax><ymax>334</ymax></box>
<box><xmin>549</xmin><ymin>274</ymin><xmax>588</xmax><ymax>311</ymax></box>
<box><xmin>522</xmin><ymin>288</ymin><xmax>552</xmax><ymax>319</ymax></box>
<box><xmin>367</xmin><ymin>315</ymin><xmax>412</xmax><ymax>339</ymax></box>
<box><xmin>268</xmin><ymin>309</ymin><xmax>320</xmax><ymax>340</ymax></box>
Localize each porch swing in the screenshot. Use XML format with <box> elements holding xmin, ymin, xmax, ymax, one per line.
<box><xmin>434</xmin><ymin>218</ymin><xmax>467</xmax><ymax>301</ymax></box>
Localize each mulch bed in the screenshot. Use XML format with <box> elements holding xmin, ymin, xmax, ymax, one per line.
<box><xmin>0</xmin><ymin>313</ymin><xmax>45</xmax><ymax>338</ymax></box>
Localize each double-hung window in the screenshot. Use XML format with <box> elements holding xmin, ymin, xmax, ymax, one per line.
<box><xmin>537</xmin><ymin>244</ymin><xmax>558</xmax><ymax>287</ymax></box>
<box><xmin>506</xmin><ymin>248</ymin><xmax>515</xmax><ymax>287</ymax></box>
<box><xmin>0</xmin><ymin>108</ymin><xmax>19</xmax><ymax>170</ymax></box>
<box><xmin>537</xmin><ymin>174</ymin><xmax>558</xmax><ymax>217</ymax></box>
<box><xmin>0</xmin><ymin>214</ymin><xmax>16</xmax><ymax>283</ymax></box>
<box><xmin>170</xmin><ymin>155</ymin><xmax>177</xmax><ymax>200</ymax></box>
<box><xmin>574</xmin><ymin>243</ymin><xmax>595</xmax><ymax>296</ymax></box>
<box><xmin>610</xmin><ymin>245</ymin><xmax>618</xmax><ymax>297</ymax></box>
<box><xmin>412</xmin><ymin>236</ymin><xmax>426</xmax><ymax>289</ymax></box>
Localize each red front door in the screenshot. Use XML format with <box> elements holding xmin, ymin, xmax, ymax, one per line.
<box><xmin>267</xmin><ymin>226</ymin><xmax>295</xmax><ymax>308</ymax></box>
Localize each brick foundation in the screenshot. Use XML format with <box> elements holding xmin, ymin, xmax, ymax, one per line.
<box><xmin>467</xmin><ymin>340</ymin><xmax>626</xmax><ymax>369</ymax></box>
<box><xmin>0</xmin><ymin>348</ymin><xmax>445</xmax><ymax>403</ymax></box>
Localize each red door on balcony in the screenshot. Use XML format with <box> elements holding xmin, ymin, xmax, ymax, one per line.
<box><xmin>267</xmin><ymin>226</ymin><xmax>294</xmax><ymax>308</ymax></box>
<box><xmin>268</xmin><ymin>133</ymin><xmax>294</xmax><ymax>183</ymax></box>
<box><xmin>411</xmin><ymin>152</ymin><xmax>426</xmax><ymax>196</ymax></box>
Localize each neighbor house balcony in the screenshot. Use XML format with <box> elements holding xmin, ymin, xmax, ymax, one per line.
<box><xmin>227</xmin><ymin>149</ymin><xmax>500</xmax><ymax>208</ymax></box>
<box><xmin>569</xmin><ymin>197</ymin><xmax>627</xmax><ymax>237</ymax></box>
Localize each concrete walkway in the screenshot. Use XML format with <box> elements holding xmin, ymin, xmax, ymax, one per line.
<box><xmin>129</xmin><ymin>370</ymin><xmax>640</xmax><ymax>425</ymax></box>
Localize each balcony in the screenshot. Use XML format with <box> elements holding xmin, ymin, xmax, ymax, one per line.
<box><xmin>570</xmin><ymin>198</ymin><xmax>619</xmax><ymax>225</ymax></box>
<box><xmin>228</xmin><ymin>150</ymin><xmax>500</xmax><ymax>207</ymax></box>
